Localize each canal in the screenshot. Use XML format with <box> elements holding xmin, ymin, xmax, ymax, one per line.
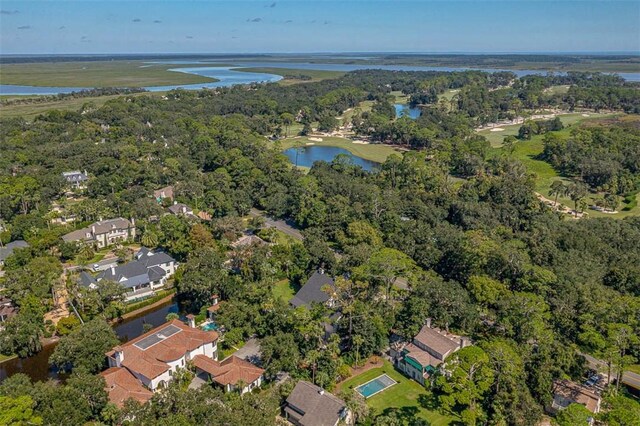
<box><xmin>0</xmin><ymin>299</ymin><xmax>179</xmax><ymax>383</ymax></box>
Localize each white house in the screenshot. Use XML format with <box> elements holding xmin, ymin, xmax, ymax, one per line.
<box><xmin>62</xmin><ymin>218</ymin><xmax>136</xmax><ymax>249</ymax></box>
<box><xmin>105</xmin><ymin>319</ymin><xmax>219</xmax><ymax>394</ymax></box>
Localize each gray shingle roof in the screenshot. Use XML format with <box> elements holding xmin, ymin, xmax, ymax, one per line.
<box><xmin>290</xmin><ymin>271</ymin><xmax>334</xmax><ymax>308</ymax></box>
<box><xmin>0</xmin><ymin>240</ymin><xmax>29</xmax><ymax>262</ymax></box>
<box><xmin>285</xmin><ymin>381</ymin><xmax>347</xmax><ymax>426</ymax></box>
<box><xmin>136</xmin><ymin>249</ymin><xmax>175</xmax><ymax>268</ymax></box>
<box><xmin>79</xmin><ymin>271</ymin><xmax>97</xmax><ymax>288</ymax></box>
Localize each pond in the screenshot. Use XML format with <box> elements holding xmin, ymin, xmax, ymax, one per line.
<box><xmin>394</xmin><ymin>104</ymin><xmax>421</xmax><ymax>119</ymax></box>
<box><xmin>283</xmin><ymin>146</ymin><xmax>379</xmax><ymax>171</ymax></box>
<box><xmin>0</xmin><ymin>299</ymin><xmax>179</xmax><ymax>383</ymax></box>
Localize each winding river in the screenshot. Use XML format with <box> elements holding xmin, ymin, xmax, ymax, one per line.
<box><xmin>1</xmin><ymin>61</ymin><xmax>638</xmax><ymax>95</ymax></box>
<box><xmin>0</xmin><ymin>299</ymin><xmax>179</xmax><ymax>383</ymax></box>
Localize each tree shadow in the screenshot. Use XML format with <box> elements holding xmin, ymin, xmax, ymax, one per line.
<box><xmin>417</xmin><ymin>393</ymin><xmax>440</xmax><ymax>411</ymax></box>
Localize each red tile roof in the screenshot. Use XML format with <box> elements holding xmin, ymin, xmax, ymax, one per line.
<box><xmin>192</xmin><ymin>355</ymin><xmax>264</xmax><ymax>387</ymax></box>
<box><xmin>100</xmin><ymin>367</ymin><xmax>153</xmax><ymax>408</ymax></box>
<box><xmin>106</xmin><ymin>319</ymin><xmax>218</xmax><ymax>380</ymax></box>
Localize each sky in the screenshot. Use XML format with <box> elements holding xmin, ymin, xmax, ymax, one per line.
<box><xmin>1</xmin><ymin>1</ymin><xmax>639</xmax><ymax>54</ymax></box>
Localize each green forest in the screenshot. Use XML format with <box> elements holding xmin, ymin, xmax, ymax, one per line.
<box><xmin>0</xmin><ymin>68</ymin><xmax>639</xmax><ymax>425</ymax></box>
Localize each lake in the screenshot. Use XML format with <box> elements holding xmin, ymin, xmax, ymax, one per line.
<box><xmin>283</xmin><ymin>145</ymin><xmax>379</xmax><ymax>171</ymax></box>
<box><xmin>395</xmin><ymin>103</ymin><xmax>421</xmax><ymax>119</ymax></box>
<box><xmin>2</xmin><ymin>60</ymin><xmax>639</xmax><ymax>95</ymax></box>
<box><xmin>0</xmin><ymin>299</ymin><xmax>179</xmax><ymax>383</ymax></box>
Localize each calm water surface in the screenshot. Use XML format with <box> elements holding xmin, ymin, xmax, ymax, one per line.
<box><xmin>283</xmin><ymin>146</ymin><xmax>378</xmax><ymax>171</ymax></box>
<box><xmin>0</xmin><ymin>300</ymin><xmax>179</xmax><ymax>383</ymax></box>
<box><xmin>2</xmin><ymin>61</ymin><xmax>638</xmax><ymax>95</ymax></box>
<box><xmin>395</xmin><ymin>103</ymin><xmax>421</xmax><ymax>119</ymax></box>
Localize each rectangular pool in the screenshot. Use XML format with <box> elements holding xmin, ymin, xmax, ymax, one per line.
<box><xmin>355</xmin><ymin>374</ymin><xmax>397</xmax><ymax>398</ymax></box>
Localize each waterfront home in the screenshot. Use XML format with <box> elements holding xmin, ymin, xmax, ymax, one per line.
<box><xmin>100</xmin><ymin>366</ymin><xmax>153</xmax><ymax>408</ymax></box>
<box><xmin>0</xmin><ymin>296</ymin><xmax>18</xmax><ymax>323</ymax></box>
<box><xmin>62</xmin><ymin>217</ymin><xmax>136</xmax><ymax>249</ymax></box>
<box><xmin>192</xmin><ymin>355</ymin><xmax>265</xmax><ymax>394</ymax></box>
<box><xmin>549</xmin><ymin>379</ymin><xmax>601</xmax><ymax>422</ymax></box>
<box><xmin>284</xmin><ymin>380</ymin><xmax>353</xmax><ymax>426</ymax></box>
<box><xmin>289</xmin><ymin>270</ymin><xmax>336</xmax><ymax>309</ymax></box>
<box><xmin>0</xmin><ymin>240</ymin><xmax>29</xmax><ymax>268</ymax></box>
<box><xmin>62</xmin><ymin>170</ymin><xmax>89</xmax><ymax>189</ymax></box>
<box><xmin>396</xmin><ymin>320</ymin><xmax>470</xmax><ymax>385</ymax></box>
<box><xmin>104</xmin><ymin>319</ymin><xmax>219</xmax><ymax>399</ymax></box>
<box><xmin>90</xmin><ymin>248</ymin><xmax>177</xmax><ymax>300</ymax></box>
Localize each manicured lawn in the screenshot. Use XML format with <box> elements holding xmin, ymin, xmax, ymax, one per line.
<box><xmin>339</xmin><ymin>361</ymin><xmax>457</xmax><ymax>425</ymax></box>
<box><xmin>627</xmin><ymin>364</ymin><xmax>640</xmax><ymax>374</ymax></box>
<box><xmin>272</xmin><ymin>279</ymin><xmax>299</xmax><ymax>302</ymax></box>
<box><xmin>0</xmin><ymin>353</ymin><xmax>17</xmax><ymax>363</ymax></box>
<box><xmin>486</xmin><ymin>113</ymin><xmax>640</xmax><ymax>218</ymax></box>
<box><xmin>0</xmin><ymin>61</ymin><xmax>217</xmax><ymax>87</ymax></box>
<box><xmin>279</xmin><ymin>136</ymin><xmax>402</xmax><ymax>164</ymax></box>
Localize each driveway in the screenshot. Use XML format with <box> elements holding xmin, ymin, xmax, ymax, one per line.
<box><xmin>250</xmin><ymin>208</ymin><xmax>303</xmax><ymax>241</ymax></box>
<box><xmin>231</xmin><ymin>337</ymin><xmax>262</xmax><ymax>366</ymax></box>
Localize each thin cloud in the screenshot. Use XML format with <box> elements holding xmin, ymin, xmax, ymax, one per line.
<box><xmin>17</xmin><ymin>25</ymin><xmax>31</xmax><ymax>30</ymax></box>
<box><xmin>186</xmin><ymin>35</ymin><xmax>194</xmax><ymax>39</ymax></box>
<box><xmin>81</xmin><ymin>36</ymin><xmax>88</xmax><ymax>40</ymax></box>
<box><xmin>132</xmin><ymin>18</ymin><xmax>141</xmax><ymax>22</ymax></box>
<box><xmin>1</xmin><ymin>10</ymin><xmax>19</xmax><ymax>15</ymax></box>
<box><xmin>153</xmin><ymin>20</ymin><xmax>162</xmax><ymax>24</ymax></box>
<box><xmin>324</xmin><ymin>20</ymin><xmax>330</xmax><ymax>25</ymax></box>
<box><xmin>59</xmin><ymin>26</ymin><xmax>66</xmax><ymax>30</ymax></box>
<box><xmin>267</xmin><ymin>2</ymin><xmax>276</xmax><ymax>8</ymax></box>
<box><xmin>248</xmin><ymin>17</ymin><xmax>262</xmax><ymax>23</ymax></box>
<box><xmin>284</xmin><ymin>20</ymin><xmax>293</xmax><ymax>24</ymax></box>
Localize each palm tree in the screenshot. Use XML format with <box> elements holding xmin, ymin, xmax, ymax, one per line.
<box><xmin>549</xmin><ymin>181</ymin><xmax>567</xmax><ymax>209</ymax></box>
<box><xmin>305</xmin><ymin>350</ymin><xmax>320</xmax><ymax>384</ymax></box>
<box><xmin>141</xmin><ymin>229</ymin><xmax>158</xmax><ymax>247</ymax></box>
<box><xmin>353</xmin><ymin>335</ymin><xmax>364</xmax><ymax>367</ymax></box>
<box><xmin>567</xmin><ymin>182</ymin><xmax>588</xmax><ymax>217</ymax></box>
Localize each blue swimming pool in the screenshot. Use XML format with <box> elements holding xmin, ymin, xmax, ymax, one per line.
<box><xmin>201</xmin><ymin>322</ymin><xmax>219</xmax><ymax>331</ymax></box>
<box><xmin>355</xmin><ymin>374</ymin><xmax>397</xmax><ymax>398</ymax></box>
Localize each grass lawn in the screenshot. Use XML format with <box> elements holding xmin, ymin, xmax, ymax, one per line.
<box><xmin>339</xmin><ymin>361</ymin><xmax>457</xmax><ymax>425</ymax></box>
<box><xmin>627</xmin><ymin>364</ymin><xmax>640</xmax><ymax>374</ymax></box>
<box><xmin>279</xmin><ymin>136</ymin><xmax>402</xmax><ymax>164</ymax></box>
<box><xmin>272</xmin><ymin>279</ymin><xmax>299</xmax><ymax>302</ymax></box>
<box><xmin>0</xmin><ymin>353</ymin><xmax>18</xmax><ymax>363</ymax></box>
<box><xmin>234</xmin><ymin>67</ymin><xmax>345</xmax><ymax>85</ymax></box>
<box><xmin>487</xmin><ymin>113</ymin><xmax>640</xmax><ymax>218</ymax></box>
<box><xmin>0</xmin><ymin>60</ymin><xmax>216</xmax><ymax>87</ymax></box>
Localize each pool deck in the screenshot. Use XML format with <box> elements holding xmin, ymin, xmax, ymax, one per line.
<box><xmin>355</xmin><ymin>373</ymin><xmax>398</xmax><ymax>399</ymax></box>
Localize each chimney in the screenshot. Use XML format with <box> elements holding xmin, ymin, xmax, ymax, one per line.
<box><xmin>318</xmin><ymin>389</ymin><xmax>325</xmax><ymax>396</ymax></box>
<box><xmin>110</xmin><ymin>265</ymin><xmax>116</xmax><ymax>276</ymax></box>
<box><xmin>131</xmin><ymin>217</ymin><xmax>135</xmax><ymax>227</ymax></box>
<box><xmin>114</xmin><ymin>346</ymin><xmax>124</xmax><ymax>367</ymax></box>
<box><xmin>186</xmin><ymin>314</ymin><xmax>196</xmax><ymax>328</ymax></box>
<box><xmin>426</xmin><ymin>318</ymin><xmax>432</xmax><ymax>328</ymax></box>
<box><xmin>319</xmin><ymin>267</ymin><xmax>325</xmax><ymax>275</ymax></box>
<box><xmin>91</xmin><ymin>225</ymin><xmax>96</xmax><ymax>235</ymax></box>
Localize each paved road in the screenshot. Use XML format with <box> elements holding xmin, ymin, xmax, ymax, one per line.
<box><xmin>582</xmin><ymin>352</ymin><xmax>640</xmax><ymax>390</ymax></box>
<box><xmin>250</xmin><ymin>208</ymin><xmax>303</xmax><ymax>241</ymax></box>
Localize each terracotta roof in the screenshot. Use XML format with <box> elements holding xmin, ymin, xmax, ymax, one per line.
<box><xmin>106</xmin><ymin>320</ymin><xmax>218</xmax><ymax>380</ymax></box>
<box><xmin>207</xmin><ymin>303</ymin><xmax>222</xmax><ymax>313</ymax></box>
<box><xmin>552</xmin><ymin>379</ymin><xmax>601</xmax><ymax>413</ymax></box>
<box><xmin>100</xmin><ymin>367</ymin><xmax>153</xmax><ymax>408</ymax></box>
<box><xmin>285</xmin><ymin>380</ymin><xmax>347</xmax><ymax>426</ymax></box>
<box><xmin>192</xmin><ymin>355</ymin><xmax>264</xmax><ymax>387</ymax></box>
<box><xmin>414</xmin><ymin>325</ymin><xmax>462</xmax><ymax>360</ymax></box>
<box><xmin>404</xmin><ymin>343</ymin><xmax>442</xmax><ymax>368</ymax></box>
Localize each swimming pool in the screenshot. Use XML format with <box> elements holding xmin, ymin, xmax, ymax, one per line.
<box><xmin>201</xmin><ymin>322</ymin><xmax>219</xmax><ymax>331</ymax></box>
<box><xmin>355</xmin><ymin>374</ymin><xmax>397</xmax><ymax>398</ymax></box>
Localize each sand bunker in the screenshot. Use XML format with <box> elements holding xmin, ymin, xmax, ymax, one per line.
<box><xmin>305</xmin><ymin>142</ymin><xmax>315</xmax><ymax>146</ymax></box>
<box><xmin>308</xmin><ymin>137</ymin><xmax>323</xmax><ymax>142</ymax></box>
<box><xmin>490</xmin><ymin>127</ymin><xmax>505</xmax><ymax>132</ymax></box>
<box><xmin>582</xmin><ymin>114</ymin><xmax>590</xmax><ymax>117</ymax></box>
<box><xmin>351</xmin><ymin>140</ymin><xmax>369</xmax><ymax>144</ymax></box>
